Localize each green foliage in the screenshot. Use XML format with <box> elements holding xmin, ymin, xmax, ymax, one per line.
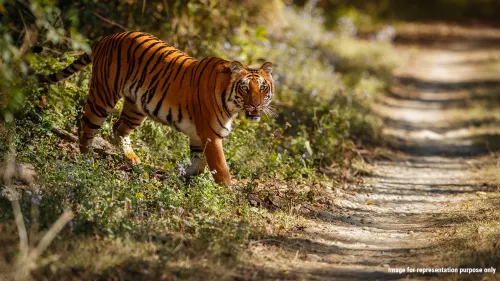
<box><xmin>0</xmin><ymin>1</ymin><xmax>396</xmax><ymax>279</ymax></box>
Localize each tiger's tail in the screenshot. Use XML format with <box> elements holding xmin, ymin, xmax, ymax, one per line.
<box><xmin>37</xmin><ymin>53</ymin><xmax>92</xmax><ymax>83</ymax></box>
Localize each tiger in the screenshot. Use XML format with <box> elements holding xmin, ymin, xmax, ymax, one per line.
<box><xmin>37</xmin><ymin>31</ymin><xmax>275</xmax><ymax>186</ymax></box>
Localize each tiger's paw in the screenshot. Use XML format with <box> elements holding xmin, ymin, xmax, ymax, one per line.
<box><xmin>125</xmin><ymin>151</ymin><xmax>141</xmax><ymax>165</ymax></box>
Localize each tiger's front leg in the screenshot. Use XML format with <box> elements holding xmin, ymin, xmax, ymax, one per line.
<box><xmin>201</xmin><ymin>135</ymin><xmax>231</xmax><ymax>186</ymax></box>
<box><xmin>183</xmin><ymin>140</ymin><xmax>207</xmax><ymax>180</ymax></box>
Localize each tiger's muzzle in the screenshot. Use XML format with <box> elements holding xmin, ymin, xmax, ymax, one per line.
<box><xmin>245</xmin><ymin>106</ymin><xmax>261</xmax><ymax>122</ymax></box>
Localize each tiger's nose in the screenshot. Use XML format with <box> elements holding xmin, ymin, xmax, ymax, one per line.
<box><xmin>249</xmin><ymin>103</ymin><xmax>262</xmax><ymax>109</ymax></box>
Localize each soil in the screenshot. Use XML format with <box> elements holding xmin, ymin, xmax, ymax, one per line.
<box><xmin>239</xmin><ymin>23</ymin><xmax>500</xmax><ymax>281</ymax></box>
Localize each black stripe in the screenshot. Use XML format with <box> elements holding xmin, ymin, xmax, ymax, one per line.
<box><xmin>141</xmin><ymin>50</ymin><xmax>178</xmax><ymax>100</ymax></box>
<box><xmin>189</xmin><ymin>146</ymin><xmax>202</xmax><ymax>153</ymax></box>
<box><xmin>152</xmin><ymin>83</ymin><xmax>170</xmax><ymax>116</ymax></box>
<box><xmin>186</xmin><ymin>103</ymin><xmax>192</xmax><ymax>120</ymax></box>
<box><xmin>82</xmin><ymin>116</ymin><xmax>101</xmax><ymax>130</ymax></box>
<box><xmin>102</xmin><ymin>36</ymin><xmax>115</xmax><ymax>76</ymax></box>
<box><xmin>211</xmin><ymin>71</ymin><xmax>228</xmax><ymax>119</ymax></box>
<box><xmin>137</xmin><ymin>41</ymin><xmax>164</xmax><ymax>64</ymax></box>
<box><xmin>177</xmin><ymin>103</ymin><xmax>183</xmax><ymax>123</ymax></box>
<box><xmin>221</xmin><ymin>88</ymin><xmax>231</xmax><ymax>116</ymax></box>
<box><xmin>215</xmin><ymin>114</ymin><xmax>229</xmax><ymax>131</ymax></box>
<box><xmin>83</xmin><ymin>53</ymin><xmax>91</xmax><ymax>64</ymax></box>
<box><xmin>122</xmin><ymin>112</ymin><xmax>143</xmax><ymax>122</ymax></box>
<box><xmin>191</xmin><ymin>100</ymin><xmax>196</xmax><ymax>120</ymax></box>
<box><xmin>196</xmin><ymin>57</ymin><xmax>217</xmax><ymax>115</ymax></box>
<box><xmin>139</xmin><ymin>78</ymin><xmax>159</xmax><ymax>112</ymax></box>
<box><xmin>113</xmin><ymin>32</ymin><xmax>131</xmax><ymax>94</ymax></box>
<box><xmin>209</xmin><ymin>123</ymin><xmax>224</xmax><ymax>138</ymax></box>
<box><xmin>148</xmin><ymin>53</ymin><xmax>183</xmax><ymax>115</ymax></box>
<box><xmin>179</xmin><ymin>61</ymin><xmax>195</xmax><ymax>86</ymax></box>
<box><xmin>209</xmin><ymin>69</ymin><xmax>229</xmax><ymax>130</ymax></box>
<box><xmin>92</xmin><ymin>82</ymin><xmax>111</xmax><ymax>109</ymax></box>
<box><xmin>197</xmin><ymin>57</ymin><xmax>216</xmax><ymax>84</ymax></box>
<box><xmin>147</xmin><ymin>53</ymin><xmax>181</xmax><ymax>115</ymax></box>
<box><xmin>144</xmin><ymin>78</ymin><xmax>161</xmax><ymax>105</ymax></box>
<box><xmin>190</xmin><ymin>60</ymin><xmax>202</xmax><ymax>89</ymax></box>
<box><xmin>124</xmin><ymin>37</ymin><xmax>157</xmax><ymax>82</ymax></box>
<box><xmin>166</xmin><ymin>108</ymin><xmax>172</xmax><ymax>123</ymax></box>
<box><xmin>148</xmin><ymin>49</ymin><xmax>170</xmax><ymax>74</ymax></box>
<box><xmin>126</xmin><ymin>34</ymin><xmax>153</xmax><ymax>62</ymax></box>
<box><xmin>173</xmin><ymin>57</ymin><xmax>193</xmax><ymax>81</ymax></box>
<box><xmin>121</xmin><ymin>118</ymin><xmax>142</xmax><ymax>128</ymax></box>
<box><xmin>67</xmin><ymin>64</ymin><xmax>78</xmax><ymax>72</ymax></box>
<box><xmin>132</xmin><ymin>42</ymin><xmax>165</xmax><ymax>94</ymax></box>
<box><xmin>159</xmin><ymin>54</ymin><xmax>184</xmax><ymax>92</ymax></box>
<box><xmin>88</xmin><ymin>100</ymin><xmax>108</xmax><ymax>118</ymax></box>
<box><xmin>100</xmin><ymin>82</ymin><xmax>114</xmax><ymax>108</ymax></box>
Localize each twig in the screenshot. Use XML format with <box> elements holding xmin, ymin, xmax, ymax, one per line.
<box><xmin>51</xmin><ymin>127</ymin><xmax>78</xmax><ymax>142</ymax></box>
<box><xmin>51</xmin><ymin>126</ymin><xmax>117</xmax><ymax>155</ymax></box>
<box><xmin>93</xmin><ymin>12</ymin><xmax>128</xmax><ymax>31</ymax></box>
<box><xmin>12</xmin><ymin>201</ymin><xmax>29</xmax><ymax>261</ymax></box>
<box><xmin>15</xmin><ymin>210</ymin><xmax>74</xmax><ymax>280</ymax></box>
<box><xmin>29</xmin><ymin>210</ymin><xmax>74</xmax><ymax>261</ymax></box>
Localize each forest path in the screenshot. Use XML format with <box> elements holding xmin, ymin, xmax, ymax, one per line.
<box><xmin>240</xmin><ymin>24</ymin><xmax>500</xmax><ymax>281</ymax></box>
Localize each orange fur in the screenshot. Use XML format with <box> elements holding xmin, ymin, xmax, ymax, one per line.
<box><xmin>38</xmin><ymin>31</ymin><xmax>275</xmax><ymax>186</ymax></box>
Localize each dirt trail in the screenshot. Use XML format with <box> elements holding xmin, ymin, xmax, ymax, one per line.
<box><xmin>242</xmin><ymin>25</ymin><xmax>500</xmax><ymax>280</ymax></box>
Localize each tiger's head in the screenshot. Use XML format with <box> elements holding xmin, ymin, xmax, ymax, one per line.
<box><xmin>227</xmin><ymin>61</ymin><xmax>276</xmax><ymax>122</ymax></box>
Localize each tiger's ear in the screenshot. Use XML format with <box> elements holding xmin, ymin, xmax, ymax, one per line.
<box><xmin>260</xmin><ymin>62</ymin><xmax>273</xmax><ymax>77</ymax></box>
<box><xmin>230</xmin><ymin>61</ymin><xmax>244</xmax><ymax>74</ymax></box>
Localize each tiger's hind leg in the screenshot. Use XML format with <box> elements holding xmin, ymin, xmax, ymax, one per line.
<box><xmin>79</xmin><ymin>84</ymin><xmax>117</xmax><ymax>153</ymax></box>
<box><xmin>112</xmin><ymin>98</ymin><xmax>147</xmax><ymax>165</ymax></box>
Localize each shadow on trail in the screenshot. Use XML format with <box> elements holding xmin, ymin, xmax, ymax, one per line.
<box><xmin>382</xmin><ymin>83</ymin><xmax>500</xmax><ymax>110</ymax></box>
<box><xmin>387</xmin><ymin>134</ymin><xmax>500</xmax><ymax>156</ymax></box>
<box><xmin>376</xmin><ymin>27</ymin><xmax>500</xmax><ymax>157</ymax></box>
<box><xmin>394</xmin><ymin>76</ymin><xmax>500</xmax><ymax>92</ymax></box>
<box><xmin>382</xmin><ymin>117</ymin><xmax>500</xmax><ymax>133</ymax></box>
<box><xmin>395</xmin><ymin>34</ymin><xmax>500</xmax><ymax>52</ymax></box>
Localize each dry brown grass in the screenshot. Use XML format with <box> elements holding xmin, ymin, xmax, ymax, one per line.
<box><xmin>436</xmin><ymin>155</ymin><xmax>500</xmax><ymax>281</ymax></box>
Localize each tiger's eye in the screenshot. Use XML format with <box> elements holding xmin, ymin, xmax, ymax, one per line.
<box><xmin>260</xmin><ymin>84</ymin><xmax>268</xmax><ymax>92</ymax></box>
<box><xmin>240</xmin><ymin>85</ymin><xmax>248</xmax><ymax>92</ymax></box>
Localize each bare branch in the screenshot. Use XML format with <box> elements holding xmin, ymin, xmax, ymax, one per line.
<box><xmin>12</xmin><ymin>201</ymin><xmax>29</xmax><ymax>261</ymax></box>
<box><xmin>93</xmin><ymin>12</ymin><xmax>128</xmax><ymax>31</ymax></box>
<box><xmin>29</xmin><ymin>210</ymin><xmax>74</xmax><ymax>261</ymax></box>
